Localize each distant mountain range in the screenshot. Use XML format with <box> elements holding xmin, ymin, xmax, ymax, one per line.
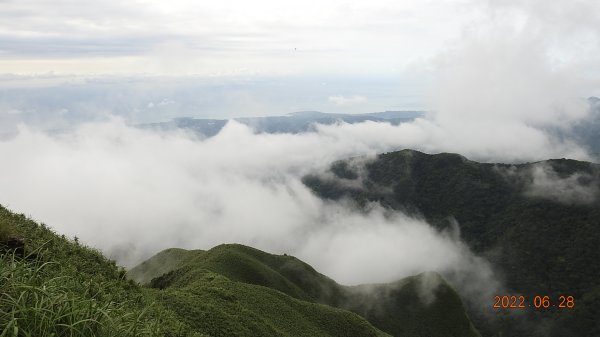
<box><xmin>138</xmin><ymin>102</ymin><xmax>600</xmax><ymax>161</ymax></box>
<box><xmin>139</xmin><ymin>110</ymin><xmax>424</xmax><ymax>137</ymax></box>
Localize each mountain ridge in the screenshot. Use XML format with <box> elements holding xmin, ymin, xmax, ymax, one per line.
<box><xmin>129</xmin><ymin>243</ymin><xmax>481</xmax><ymax>337</ymax></box>
<box><xmin>139</xmin><ymin>110</ymin><xmax>423</xmax><ymax>137</ymax></box>
<box><xmin>302</xmin><ymin>149</ymin><xmax>600</xmax><ymax>337</ymax></box>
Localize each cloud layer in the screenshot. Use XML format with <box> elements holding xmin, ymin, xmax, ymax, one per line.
<box><xmin>0</xmin><ymin>2</ymin><xmax>597</xmax><ymax>321</ymax></box>
<box><xmin>0</xmin><ymin>119</ymin><xmax>497</xmax><ymax>277</ymax></box>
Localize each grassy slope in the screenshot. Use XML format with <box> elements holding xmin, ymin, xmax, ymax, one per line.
<box><xmin>155</xmin><ymin>270</ymin><xmax>388</xmax><ymax>337</ymax></box>
<box><xmin>302</xmin><ymin>149</ymin><xmax>600</xmax><ymax>337</ymax></box>
<box><xmin>0</xmin><ymin>205</ymin><xmax>196</xmax><ymax>337</ymax></box>
<box><xmin>128</xmin><ymin>248</ymin><xmax>205</xmax><ymax>285</ymax></box>
<box><xmin>0</xmin><ymin>205</ymin><xmax>387</xmax><ymax>337</ymax></box>
<box><xmin>133</xmin><ymin>244</ymin><xmax>480</xmax><ymax>337</ymax></box>
<box><xmin>132</xmin><ymin>247</ymin><xmax>391</xmax><ymax>337</ymax></box>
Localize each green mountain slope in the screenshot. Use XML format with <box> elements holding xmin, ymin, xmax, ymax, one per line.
<box><xmin>154</xmin><ymin>269</ymin><xmax>389</xmax><ymax>337</ymax></box>
<box><xmin>127</xmin><ymin>247</ymin><xmax>205</xmax><ymax>285</ymax></box>
<box><xmin>0</xmin><ymin>206</ymin><xmax>194</xmax><ymax>337</ymax></box>
<box><xmin>0</xmin><ymin>205</ymin><xmax>389</xmax><ymax>337</ymax></box>
<box><xmin>346</xmin><ymin>273</ymin><xmax>479</xmax><ymax>337</ymax></box>
<box><xmin>132</xmin><ymin>244</ymin><xmax>480</xmax><ymax>337</ymax></box>
<box><xmin>302</xmin><ymin>149</ymin><xmax>600</xmax><ymax>337</ymax></box>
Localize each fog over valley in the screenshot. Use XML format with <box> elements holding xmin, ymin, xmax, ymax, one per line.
<box><xmin>1</xmin><ymin>1</ymin><xmax>599</xmax><ymax>336</ymax></box>
<box><xmin>1</xmin><ymin>0</ymin><xmax>599</xmax><ymax>300</ymax></box>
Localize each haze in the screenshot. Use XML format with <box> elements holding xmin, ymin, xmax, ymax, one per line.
<box><xmin>0</xmin><ymin>0</ymin><xmax>599</xmax><ymax>314</ymax></box>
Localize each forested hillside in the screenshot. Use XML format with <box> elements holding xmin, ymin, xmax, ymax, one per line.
<box><xmin>303</xmin><ymin>149</ymin><xmax>600</xmax><ymax>337</ymax></box>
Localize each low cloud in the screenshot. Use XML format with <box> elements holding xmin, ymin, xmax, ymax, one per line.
<box><xmin>525</xmin><ymin>163</ymin><xmax>599</xmax><ymax>205</ymax></box>
<box><xmin>427</xmin><ymin>0</ymin><xmax>600</xmax><ymax>163</ymax></box>
<box><xmin>0</xmin><ymin>118</ymin><xmax>504</xmax><ymax>308</ymax></box>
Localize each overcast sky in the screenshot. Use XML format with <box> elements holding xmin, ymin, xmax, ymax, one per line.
<box><xmin>0</xmin><ymin>0</ymin><xmax>479</xmax><ymax>76</ymax></box>
<box><xmin>0</xmin><ymin>1</ymin><xmax>599</xmax><ymax>119</ymax></box>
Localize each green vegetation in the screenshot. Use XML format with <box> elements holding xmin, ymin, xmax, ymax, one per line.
<box><xmin>15</xmin><ymin>146</ymin><xmax>559</xmax><ymax>337</ymax></box>
<box><xmin>7</xmin><ymin>205</ymin><xmax>467</xmax><ymax>337</ymax></box>
<box><xmin>132</xmin><ymin>244</ymin><xmax>480</xmax><ymax>337</ymax></box>
<box><xmin>0</xmin><ymin>206</ymin><xmax>195</xmax><ymax>337</ymax></box>
<box><xmin>154</xmin><ymin>270</ymin><xmax>389</xmax><ymax>337</ymax></box>
<box><xmin>0</xmin><ymin>218</ymin><xmax>16</xmax><ymax>242</ymax></box>
<box><xmin>346</xmin><ymin>272</ymin><xmax>480</xmax><ymax>337</ymax></box>
<box><xmin>6</xmin><ymin>148</ymin><xmax>595</xmax><ymax>336</ymax></box>
<box><xmin>1</xmin><ymin>253</ymin><xmax>163</xmax><ymax>337</ymax></box>
<box><xmin>127</xmin><ymin>248</ymin><xmax>203</xmax><ymax>286</ymax></box>
<box><xmin>303</xmin><ymin>149</ymin><xmax>600</xmax><ymax>337</ymax></box>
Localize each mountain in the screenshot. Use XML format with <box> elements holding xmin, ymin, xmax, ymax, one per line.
<box><xmin>0</xmin><ymin>206</ymin><xmax>191</xmax><ymax>337</ymax></box>
<box><xmin>1</xmin><ymin>204</ymin><xmax>477</xmax><ymax>337</ymax></box>
<box><xmin>129</xmin><ymin>244</ymin><xmax>480</xmax><ymax>337</ymax></box>
<box><xmin>139</xmin><ymin>111</ymin><xmax>423</xmax><ymax>137</ymax></box>
<box><xmin>302</xmin><ymin>149</ymin><xmax>600</xmax><ymax>337</ymax></box>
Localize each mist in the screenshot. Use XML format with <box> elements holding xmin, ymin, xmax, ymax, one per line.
<box><xmin>425</xmin><ymin>0</ymin><xmax>600</xmax><ymax>162</ymax></box>
<box><xmin>525</xmin><ymin>163</ymin><xmax>599</xmax><ymax>205</ymax></box>
<box><xmin>0</xmin><ymin>120</ymin><xmax>496</xmax><ymax>301</ymax></box>
<box><xmin>0</xmin><ymin>0</ymin><xmax>598</xmax><ymax>314</ymax></box>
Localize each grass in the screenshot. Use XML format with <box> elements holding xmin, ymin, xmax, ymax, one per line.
<box><xmin>0</xmin><ymin>220</ymin><xmax>16</xmax><ymax>242</ymax></box>
<box><xmin>155</xmin><ymin>270</ymin><xmax>389</xmax><ymax>337</ymax></box>
<box><xmin>1</xmin><ymin>252</ymin><xmax>157</xmax><ymax>337</ymax></box>
<box><xmin>0</xmin><ymin>205</ymin><xmax>392</xmax><ymax>337</ymax></box>
<box><xmin>0</xmin><ymin>206</ymin><xmax>198</xmax><ymax>337</ymax></box>
<box><xmin>0</xmin><ymin>186</ymin><xmax>483</xmax><ymax>337</ymax></box>
<box><xmin>127</xmin><ymin>248</ymin><xmax>203</xmax><ymax>286</ymax></box>
<box><xmin>138</xmin><ymin>244</ymin><xmax>481</xmax><ymax>337</ymax></box>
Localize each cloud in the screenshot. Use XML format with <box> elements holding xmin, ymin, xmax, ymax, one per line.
<box><xmin>328</xmin><ymin>95</ymin><xmax>368</xmax><ymax>106</ymax></box>
<box><xmin>524</xmin><ymin>163</ymin><xmax>599</xmax><ymax>205</ymax></box>
<box><xmin>497</xmin><ymin>160</ymin><xmax>599</xmax><ymax>204</ymax></box>
<box><xmin>0</xmin><ymin>0</ymin><xmax>470</xmax><ymax>75</ymax></box>
<box><xmin>0</xmin><ymin>118</ymin><xmax>505</xmax><ymax>308</ymax></box>
<box><xmin>421</xmin><ymin>0</ymin><xmax>600</xmax><ymax>163</ymax></box>
<box><xmin>0</xmin><ymin>1</ymin><xmax>597</xmax><ymax>326</ymax></box>
<box><xmin>318</xmin><ymin>119</ymin><xmax>590</xmax><ymax>163</ymax></box>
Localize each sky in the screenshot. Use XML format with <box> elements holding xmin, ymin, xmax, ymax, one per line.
<box><xmin>0</xmin><ymin>0</ymin><xmax>598</xmax><ymax>122</ymax></box>
<box><xmin>0</xmin><ymin>0</ymin><xmax>474</xmax><ymax>76</ymax></box>
<box><xmin>0</xmin><ymin>0</ymin><xmax>599</xmax><ymax>317</ymax></box>
<box><xmin>0</xmin><ymin>1</ymin><xmax>478</xmax><ymax>118</ymax></box>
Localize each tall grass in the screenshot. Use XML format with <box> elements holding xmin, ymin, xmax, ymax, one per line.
<box><xmin>0</xmin><ymin>222</ymin><xmax>15</xmax><ymax>242</ymax></box>
<box><xmin>0</xmin><ymin>207</ymin><xmax>202</xmax><ymax>337</ymax></box>
<box><xmin>0</xmin><ymin>250</ymin><xmax>161</xmax><ymax>337</ymax></box>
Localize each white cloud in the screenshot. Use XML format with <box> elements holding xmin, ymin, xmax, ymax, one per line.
<box><xmin>525</xmin><ymin>163</ymin><xmax>599</xmax><ymax>205</ymax></box>
<box><xmin>0</xmin><ymin>119</ymin><xmax>504</xmax><ymax>294</ymax></box>
<box><xmin>328</xmin><ymin>95</ymin><xmax>368</xmax><ymax>106</ymax></box>
<box><xmin>0</xmin><ymin>106</ymin><xmax>590</xmax><ymax>311</ymax></box>
<box><xmin>422</xmin><ymin>0</ymin><xmax>600</xmax><ymax>163</ymax></box>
